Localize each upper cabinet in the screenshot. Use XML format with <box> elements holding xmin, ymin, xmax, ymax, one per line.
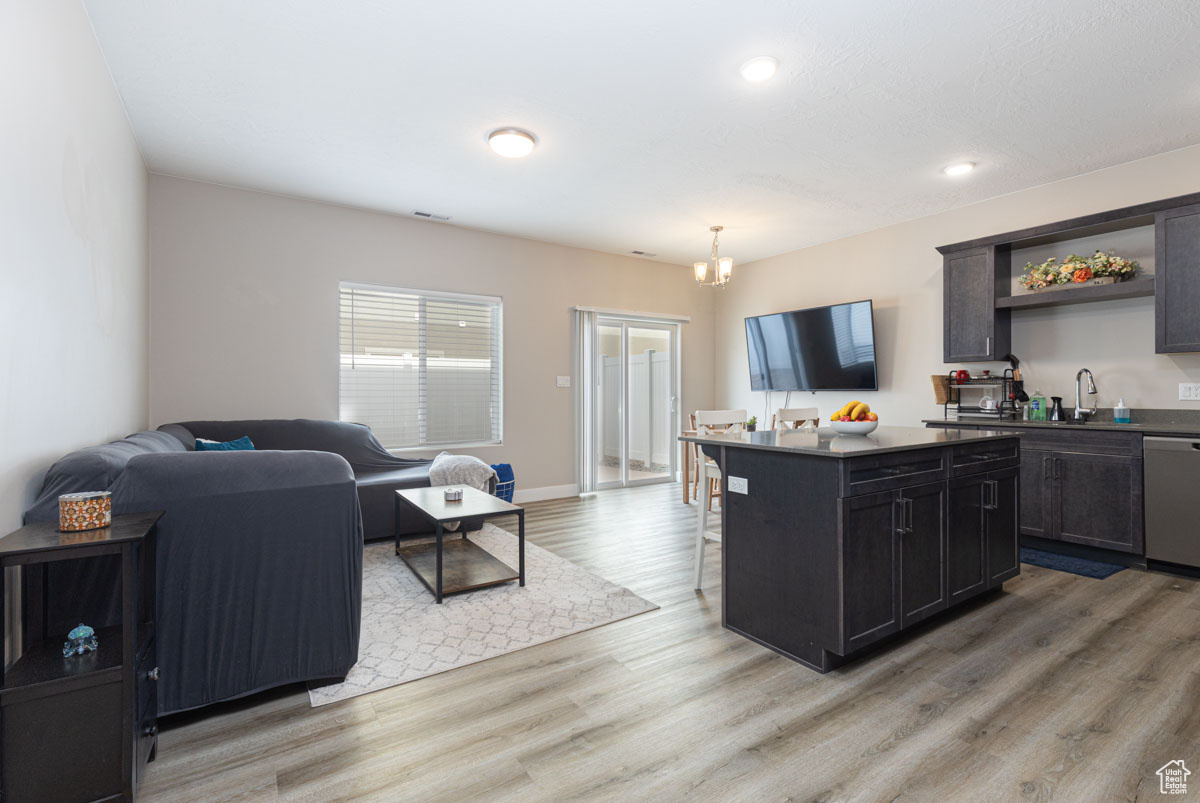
<box><xmin>1156</xmin><ymin>203</ymin><xmax>1200</xmax><ymax>353</ymax></box>
<box><xmin>942</xmin><ymin>246</ymin><xmax>1010</xmax><ymax>362</ymax></box>
<box><xmin>939</xmin><ymin>192</ymin><xmax>1200</xmax><ymax>361</ymax></box>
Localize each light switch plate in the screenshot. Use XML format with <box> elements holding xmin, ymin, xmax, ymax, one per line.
<box><xmin>728</xmin><ymin>476</ymin><xmax>748</xmax><ymax>494</ymax></box>
<box><xmin>556</xmin><ymin>376</ymin><xmax>571</xmax><ymax>388</ymax></box>
<box><xmin>1180</xmin><ymin>383</ymin><xmax>1200</xmax><ymax>401</ymax></box>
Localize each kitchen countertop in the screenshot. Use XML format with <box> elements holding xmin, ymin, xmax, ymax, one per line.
<box><xmin>681</xmin><ymin>425</ymin><xmax>1018</xmax><ymax>458</ymax></box>
<box><xmin>922</xmin><ymin>418</ymin><xmax>1200</xmax><ymax>438</ymax></box>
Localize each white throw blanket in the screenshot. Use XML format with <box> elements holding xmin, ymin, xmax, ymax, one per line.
<box><xmin>429</xmin><ymin>451</ymin><xmax>498</xmax><ymax>531</ymax></box>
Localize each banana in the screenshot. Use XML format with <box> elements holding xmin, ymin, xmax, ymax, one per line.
<box><xmin>837</xmin><ymin>400</ymin><xmax>860</xmax><ymax>418</ymax></box>
<box><xmin>849</xmin><ymin>402</ymin><xmax>870</xmax><ymax>420</ymax></box>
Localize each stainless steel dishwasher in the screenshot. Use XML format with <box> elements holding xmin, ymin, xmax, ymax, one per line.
<box><xmin>1144</xmin><ymin>436</ymin><xmax>1200</xmax><ymax>567</ymax></box>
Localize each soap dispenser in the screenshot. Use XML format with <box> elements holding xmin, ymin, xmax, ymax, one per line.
<box><xmin>1114</xmin><ymin>398</ymin><xmax>1131</xmax><ymax>424</ymax></box>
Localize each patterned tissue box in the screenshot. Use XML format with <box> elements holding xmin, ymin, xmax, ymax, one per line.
<box><xmin>58</xmin><ymin>492</ymin><xmax>112</xmax><ymax>532</ymax></box>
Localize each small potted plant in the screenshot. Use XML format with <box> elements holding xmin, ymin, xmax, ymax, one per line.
<box><xmin>745</xmin><ymin>416</ymin><xmax>757</xmax><ymax>432</ymax></box>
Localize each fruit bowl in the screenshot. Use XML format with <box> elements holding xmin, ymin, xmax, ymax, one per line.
<box><xmin>830</xmin><ymin>419</ymin><xmax>879</xmax><ymax>435</ymax></box>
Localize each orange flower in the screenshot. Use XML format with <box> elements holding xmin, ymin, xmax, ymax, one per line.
<box><xmin>1072</xmin><ymin>267</ymin><xmax>1093</xmax><ymax>283</ymax></box>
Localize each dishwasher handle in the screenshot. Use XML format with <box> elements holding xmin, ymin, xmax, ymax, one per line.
<box><xmin>1144</xmin><ymin>436</ymin><xmax>1200</xmax><ymax>453</ymax></box>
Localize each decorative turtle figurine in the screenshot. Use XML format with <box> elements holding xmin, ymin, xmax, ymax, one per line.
<box><xmin>62</xmin><ymin>623</ymin><xmax>98</xmax><ymax>657</ymax></box>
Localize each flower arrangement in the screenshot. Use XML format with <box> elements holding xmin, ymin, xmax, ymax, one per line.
<box><xmin>1019</xmin><ymin>250</ymin><xmax>1140</xmax><ymax>291</ymax></box>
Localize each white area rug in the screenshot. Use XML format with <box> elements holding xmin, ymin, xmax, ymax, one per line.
<box><xmin>308</xmin><ymin>523</ymin><xmax>658</xmax><ymax>706</ymax></box>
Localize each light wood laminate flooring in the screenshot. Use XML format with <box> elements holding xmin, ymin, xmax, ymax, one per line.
<box><xmin>141</xmin><ymin>483</ymin><xmax>1200</xmax><ymax>801</ymax></box>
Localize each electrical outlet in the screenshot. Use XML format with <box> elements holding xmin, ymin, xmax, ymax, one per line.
<box><xmin>556</xmin><ymin>376</ymin><xmax>571</xmax><ymax>388</ymax></box>
<box><xmin>1180</xmin><ymin>383</ymin><xmax>1200</xmax><ymax>401</ymax></box>
<box><xmin>728</xmin><ymin>476</ymin><xmax>748</xmax><ymax>495</ymax></box>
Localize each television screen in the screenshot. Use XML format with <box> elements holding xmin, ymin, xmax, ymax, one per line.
<box><xmin>745</xmin><ymin>300</ymin><xmax>878</xmax><ymax>392</ymax></box>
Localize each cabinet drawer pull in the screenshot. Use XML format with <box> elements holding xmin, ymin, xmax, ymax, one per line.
<box><xmin>144</xmin><ymin>666</ymin><xmax>159</xmax><ymax>682</ymax></box>
<box><xmin>896</xmin><ymin>497</ymin><xmax>914</xmax><ymax>534</ymax></box>
<box><xmin>970</xmin><ymin>452</ymin><xmax>1001</xmax><ymax>461</ymax></box>
<box><xmin>143</xmin><ymin>725</ymin><xmax>158</xmax><ymax>737</ymax></box>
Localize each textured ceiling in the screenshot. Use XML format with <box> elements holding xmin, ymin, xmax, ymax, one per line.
<box><xmin>83</xmin><ymin>0</ymin><xmax>1200</xmax><ymax>265</ymax></box>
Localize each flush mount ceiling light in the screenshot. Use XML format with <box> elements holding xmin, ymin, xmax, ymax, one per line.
<box><xmin>740</xmin><ymin>56</ymin><xmax>778</xmax><ymax>83</ymax></box>
<box><xmin>943</xmin><ymin>161</ymin><xmax>976</xmax><ymax>177</ymax></box>
<box><xmin>694</xmin><ymin>226</ymin><xmax>734</xmax><ymax>288</ymax></box>
<box><xmin>488</xmin><ymin>128</ymin><xmax>536</xmax><ymax>158</ymax></box>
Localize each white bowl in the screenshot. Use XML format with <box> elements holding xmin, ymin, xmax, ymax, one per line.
<box><xmin>830</xmin><ymin>419</ymin><xmax>879</xmax><ymax>435</ymax></box>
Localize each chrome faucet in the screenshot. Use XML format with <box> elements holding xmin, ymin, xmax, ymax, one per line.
<box><xmin>1075</xmin><ymin>368</ymin><xmax>1098</xmax><ymax>422</ymax></box>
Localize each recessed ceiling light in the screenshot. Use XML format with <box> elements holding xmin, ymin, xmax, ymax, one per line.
<box><xmin>943</xmin><ymin>162</ymin><xmax>976</xmax><ymax>177</ymax></box>
<box><xmin>488</xmin><ymin>128</ymin><xmax>536</xmax><ymax>158</ymax></box>
<box><xmin>740</xmin><ymin>56</ymin><xmax>778</xmax><ymax>83</ymax></box>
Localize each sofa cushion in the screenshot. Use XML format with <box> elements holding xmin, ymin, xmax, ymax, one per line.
<box><xmin>24</xmin><ymin>430</ymin><xmax>187</xmax><ymax>524</ymax></box>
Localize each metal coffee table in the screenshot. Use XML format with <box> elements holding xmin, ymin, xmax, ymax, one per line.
<box><xmin>394</xmin><ymin>486</ymin><xmax>525</xmax><ymax>604</ymax></box>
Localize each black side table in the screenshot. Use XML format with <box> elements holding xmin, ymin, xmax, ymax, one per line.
<box><xmin>0</xmin><ymin>510</ymin><xmax>162</xmax><ymax>802</ymax></box>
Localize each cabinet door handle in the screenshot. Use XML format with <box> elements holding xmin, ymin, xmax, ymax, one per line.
<box><xmin>981</xmin><ymin>480</ymin><xmax>996</xmax><ymax>510</ymax></box>
<box><xmin>895</xmin><ymin>497</ymin><xmax>913</xmax><ymax>534</ymax></box>
<box><xmin>986</xmin><ymin>336</ymin><xmax>991</xmax><ymax>356</ymax></box>
<box><xmin>1054</xmin><ymin>458</ymin><xmax>1062</xmax><ymax>481</ymax></box>
<box><xmin>1043</xmin><ymin>457</ymin><xmax>1051</xmax><ymax>481</ymax></box>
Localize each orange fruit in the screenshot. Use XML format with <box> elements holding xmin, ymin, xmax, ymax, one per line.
<box><xmin>867</xmin><ymin>412</ymin><xmax>878</xmax><ymax>421</ymax></box>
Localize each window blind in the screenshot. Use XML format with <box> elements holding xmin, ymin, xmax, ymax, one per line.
<box><xmin>339</xmin><ymin>282</ymin><xmax>503</xmax><ymax>449</ymax></box>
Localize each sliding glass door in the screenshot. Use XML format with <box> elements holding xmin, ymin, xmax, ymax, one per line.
<box><xmin>594</xmin><ymin>317</ymin><xmax>678</xmax><ymax>489</ymax></box>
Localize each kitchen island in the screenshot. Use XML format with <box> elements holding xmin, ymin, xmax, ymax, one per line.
<box><xmin>680</xmin><ymin>425</ymin><xmax>1021</xmax><ymax>672</ymax></box>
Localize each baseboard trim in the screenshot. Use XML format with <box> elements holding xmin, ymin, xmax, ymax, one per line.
<box><xmin>513</xmin><ymin>483</ymin><xmax>579</xmax><ymax>503</ymax></box>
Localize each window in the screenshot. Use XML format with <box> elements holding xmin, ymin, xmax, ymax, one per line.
<box><xmin>339</xmin><ymin>282</ymin><xmax>502</xmax><ymax>449</ymax></box>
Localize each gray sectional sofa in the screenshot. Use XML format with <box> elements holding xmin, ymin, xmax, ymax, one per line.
<box><xmin>23</xmin><ymin>418</ymin><xmax>491</xmax><ymax>714</ymax></box>
<box><xmin>156</xmin><ymin>419</ymin><xmax>492</xmax><ymax>540</ymax></box>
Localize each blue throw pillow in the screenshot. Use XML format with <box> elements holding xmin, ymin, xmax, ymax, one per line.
<box><xmin>195</xmin><ymin>436</ymin><xmax>255</xmax><ymax>452</ymax></box>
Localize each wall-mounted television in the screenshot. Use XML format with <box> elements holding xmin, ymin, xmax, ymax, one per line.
<box><xmin>745</xmin><ymin>300</ymin><xmax>878</xmax><ymax>392</ymax></box>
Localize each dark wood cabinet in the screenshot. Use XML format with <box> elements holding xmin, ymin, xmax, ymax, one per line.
<box><xmin>928</xmin><ymin>422</ymin><xmax>1144</xmax><ymax>555</ymax></box>
<box><xmin>703</xmin><ymin>431</ymin><xmax>1020</xmax><ymax>674</ymax></box>
<box><xmin>840</xmin><ymin>490</ymin><xmax>900</xmax><ymax>653</ymax></box>
<box><xmin>840</xmin><ymin>480</ymin><xmax>947</xmax><ymax>649</ymax></box>
<box><xmin>1019</xmin><ymin>448</ymin><xmax>1052</xmax><ymax>538</ymax></box>
<box><xmin>947</xmin><ymin>474</ymin><xmax>987</xmax><ymax>602</ymax></box>
<box><xmin>986</xmin><ymin>466</ymin><xmax>1020</xmax><ymax>583</ymax></box>
<box><xmin>948</xmin><ymin>466</ymin><xmax>1020</xmax><ymax>602</ymax></box>
<box><xmin>0</xmin><ymin>512</ymin><xmax>161</xmax><ymax>802</ymax></box>
<box><xmin>899</xmin><ymin>481</ymin><xmax>947</xmax><ymax>627</ymax></box>
<box><xmin>942</xmin><ymin>245</ymin><xmax>1010</xmax><ymax>362</ymax></box>
<box><xmin>1053</xmin><ymin>452</ymin><xmax>1144</xmax><ymax>553</ymax></box>
<box><xmin>939</xmin><ymin>191</ymin><xmax>1200</xmax><ymax>358</ymax></box>
<box><xmin>1156</xmin><ymin>203</ymin><xmax>1200</xmax><ymax>353</ymax></box>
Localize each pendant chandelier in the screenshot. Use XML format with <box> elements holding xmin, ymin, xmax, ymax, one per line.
<box><xmin>694</xmin><ymin>225</ymin><xmax>733</xmax><ymax>288</ymax></box>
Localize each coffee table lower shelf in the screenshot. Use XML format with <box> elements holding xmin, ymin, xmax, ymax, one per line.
<box><xmin>396</xmin><ymin>539</ymin><xmax>519</xmax><ymax>598</ymax></box>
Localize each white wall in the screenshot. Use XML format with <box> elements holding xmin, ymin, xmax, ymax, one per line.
<box><xmin>147</xmin><ymin>174</ymin><xmax>715</xmax><ymax>494</ymax></box>
<box><xmin>1</xmin><ymin>0</ymin><xmax>148</xmax><ymax>665</ymax></box>
<box><xmin>0</xmin><ymin>0</ymin><xmax>149</xmax><ymax>530</ymax></box>
<box><xmin>716</xmin><ymin>145</ymin><xmax>1200</xmax><ymax>424</ymax></box>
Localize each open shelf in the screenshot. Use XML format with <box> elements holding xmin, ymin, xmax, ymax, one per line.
<box><xmin>1</xmin><ymin>625</ymin><xmax>122</xmax><ymax>696</ymax></box>
<box><xmin>996</xmin><ymin>277</ymin><xmax>1155</xmax><ymax>310</ymax></box>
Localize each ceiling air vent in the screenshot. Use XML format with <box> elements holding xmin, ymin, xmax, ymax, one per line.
<box><xmin>631</xmin><ymin>250</ymin><xmax>657</xmax><ymax>257</ymax></box>
<box><xmin>412</xmin><ymin>210</ymin><xmax>451</xmax><ymax>221</ymax></box>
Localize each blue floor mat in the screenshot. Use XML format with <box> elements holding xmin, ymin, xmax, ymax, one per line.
<box><xmin>1020</xmin><ymin>547</ymin><xmax>1125</xmax><ymax>579</ymax></box>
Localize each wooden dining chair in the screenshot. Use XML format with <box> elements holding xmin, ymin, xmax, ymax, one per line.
<box><xmin>693</xmin><ymin>408</ymin><xmax>746</xmax><ymax>590</ymax></box>
<box><xmin>772</xmin><ymin>407</ymin><xmax>820</xmax><ymax>430</ymax></box>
